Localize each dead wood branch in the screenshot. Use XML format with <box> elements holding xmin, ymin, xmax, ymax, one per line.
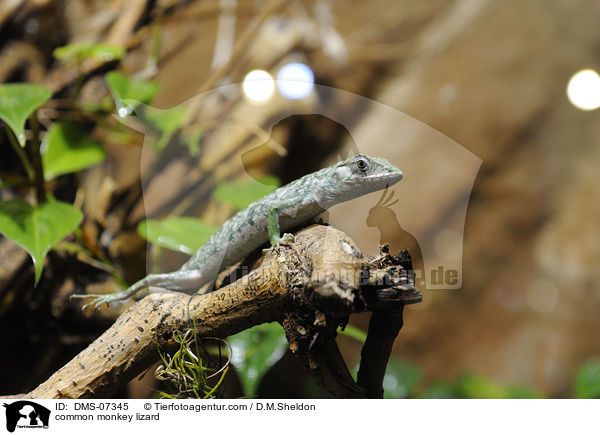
<box><xmin>357</xmin><ymin>249</ymin><xmax>415</xmax><ymax>398</ymax></box>
<box><xmin>26</xmin><ymin>225</ymin><xmax>420</xmax><ymax>399</ymax></box>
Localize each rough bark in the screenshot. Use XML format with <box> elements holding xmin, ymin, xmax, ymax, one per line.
<box><xmin>25</xmin><ymin>225</ymin><xmax>420</xmax><ymax>399</ymax></box>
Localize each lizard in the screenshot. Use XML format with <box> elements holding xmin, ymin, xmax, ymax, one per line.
<box><xmin>72</xmin><ymin>154</ymin><xmax>403</xmax><ymax>310</ymax></box>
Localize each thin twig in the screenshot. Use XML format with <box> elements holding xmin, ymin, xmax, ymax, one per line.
<box><xmin>4</xmin><ymin>124</ymin><xmax>34</xmax><ymax>182</ymax></box>
<box><xmin>29</xmin><ymin>111</ymin><xmax>47</xmax><ymax>203</ymax></box>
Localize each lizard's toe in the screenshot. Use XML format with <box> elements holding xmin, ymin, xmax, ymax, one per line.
<box><xmin>263</xmin><ymin>233</ymin><xmax>295</xmax><ymax>254</ymax></box>
<box><xmin>280</xmin><ymin>233</ymin><xmax>295</xmax><ymax>245</ymax></box>
<box><xmin>94</xmin><ymin>292</ymin><xmax>128</xmax><ymax>309</ymax></box>
<box><xmin>76</xmin><ymin>292</ymin><xmax>128</xmax><ymax>311</ymax></box>
<box><xmin>81</xmin><ymin>299</ymin><xmax>98</xmax><ymax>311</ymax></box>
<box><xmin>79</xmin><ymin>297</ymin><xmax>105</xmax><ymax>311</ymax></box>
<box><xmin>71</xmin><ymin>294</ymin><xmax>102</xmax><ymax>311</ymax></box>
<box><xmin>94</xmin><ymin>299</ymin><xmax>109</xmax><ymax>310</ymax></box>
<box><xmin>262</xmin><ymin>245</ymin><xmax>279</xmax><ymax>254</ymax></box>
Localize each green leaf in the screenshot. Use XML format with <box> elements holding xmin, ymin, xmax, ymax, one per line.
<box><xmin>337</xmin><ymin>324</ymin><xmax>367</xmax><ymax>343</ymax></box>
<box><xmin>0</xmin><ymin>199</ymin><xmax>82</xmax><ymax>283</ymax></box>
<box><xmin>505</xmin><ymin>386</ymin><xmax>545</xmax><ymax>399</ymax></box>
<box><xmin>135</xmin><ymin>104</ymin><xmax>187</xmax><ymax>150</ymax></box>
<box><xmin>382</xmin><ymin>357</ymin><xmax>422</xmax><ymax>399</ymax></box>
<box><xmin>422</xmin><ymin>383</ymin><xmax>460</xmax><ymax>399</ymax></box>
<box><xmin>422</xmin><ymin>375</ymin><xmax>543</xmax><ymax>399</ymax></box>
<box><xmin>106</xmin><ymin>72</ymin><xmax>160</xmax><ymax>116</ymax></box>
<box><xmin>214</xmin><ymin>176</ymin><xmax>280</xmax><ymax>210</ymax></box>
<box><xmin>455</xmin><ymin>373</ymin><xmax>507</xmax><ymax>399</ymax></box>
<box><xmin>228</xmin><ymin>323</ymin><xmax>288</xmax><ymax>396</ymax></box>
<box><xmin>41</xmin><ymin>122</ymin><xmax>106</xmax><ymax>180</ymax></box>
<box><xmin>53</xmin><ymin>42</ymin><xmax>125</xmax><ymax>62</ymax></box>
<box><xmin>574</xmin><ymin>360</ymin><xmax>600</xmax><ymax>398</ymax></box>
<box><xmin>184</xmin><ymin>129</ymin><xmax>204</xmax><ymax>156</ymax></box>
<box><xmin>138</xmin><ymin>217</ymin><xmax>217</xmax><ymax>255</ymax></box>
<box><xmin>0</xmin><ymin>83</ymin><xmax>51</xmax><ymax>146</ymax></box>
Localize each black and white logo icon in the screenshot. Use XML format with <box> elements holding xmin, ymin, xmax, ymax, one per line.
<box><xmin>3</xmin><ymin>401</ymin><xmax>50</xmax><ymax>432</ymax></box>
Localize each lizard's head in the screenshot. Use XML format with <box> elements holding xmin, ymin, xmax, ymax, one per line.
<box><xmin>318</xmin><ymin>154</ymin><xmax>403</xmax><ymax>205</ymax></box>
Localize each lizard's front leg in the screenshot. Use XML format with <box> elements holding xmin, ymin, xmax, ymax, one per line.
<box><xmin>264</xmin><ymin>205</ymin><xmax>294</xmax><ymax>253</ymax></box>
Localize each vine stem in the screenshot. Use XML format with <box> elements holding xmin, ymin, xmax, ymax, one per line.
<box><xmin>29</xmin><ymin>111</ymin><xmax>47</xmax><ymax>203</ymax></box>
<box><xmin>4</xmin><ymin>123</ymin><xmax>35</xmax><ymax>182</ymax></box>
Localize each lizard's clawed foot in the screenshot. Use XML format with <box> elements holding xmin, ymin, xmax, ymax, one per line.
<box><xmin>263</xmin><ymin>233</ymin><xmax>295</xmax><ymax>254</ymax></box>
<box><xmin>279</xmin><ymin>233</ymin><xmax>295</xmax><ymax>245</ymax></box>
<box><xmin>70</xmin><ymin>291</ymin><xmax>131</xmax><ymax>311</ymax></box>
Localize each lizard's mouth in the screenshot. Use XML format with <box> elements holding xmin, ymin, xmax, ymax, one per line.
<box><xmin>363</xmin><ymin>173</ymin><xmax>403</xmax><ymax>185</ymax></box>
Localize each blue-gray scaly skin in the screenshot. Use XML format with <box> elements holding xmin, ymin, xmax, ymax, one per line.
<box><xmin>75</xmin><ymin>154</ymin><xmax>403</xmax><ymax>309</ymax></box>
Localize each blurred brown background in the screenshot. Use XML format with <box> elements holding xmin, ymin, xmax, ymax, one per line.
<box><xmin>0</xmin><ymin>0</ymin><xmax>599</xmax><ymax>398</ymax></box>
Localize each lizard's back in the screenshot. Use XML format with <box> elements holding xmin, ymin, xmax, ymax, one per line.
<box><xmin>180</xmin><ymin>168</ymin><xmax>328</xmax><ymax>275</ymax></box>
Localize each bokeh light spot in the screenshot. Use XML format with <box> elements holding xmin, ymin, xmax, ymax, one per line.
<box><xmin>567</xmin><ymin>69</ymin><xmax>600</xmax><ymax>111</ymax></box>
<box><xmin>276</xmin><ymin>63</ymin><xmax>314</xmax><ymax>99</ymax></box>
<box><xmin>243</xmin><ymin>70</ymin><xmax>274</xmax><ymax>103</ymax></box>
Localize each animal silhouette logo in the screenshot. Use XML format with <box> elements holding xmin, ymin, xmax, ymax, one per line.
<box><xmin>3</xmin><ymin>401</ymin><xmax>50</xmax><ymax>432</ymax></box>
<box><xmin>367</xmin><ymin>187</ymin><xmax>424</xmax><ymax>288</ymax></box>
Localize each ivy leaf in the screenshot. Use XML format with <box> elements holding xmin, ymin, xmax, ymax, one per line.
<box><xmin>41</xmin><ymin>122</ymin><xmax>106</xmax><ymax>180</ymax></box>
<box><xmin>53</xmin><ymin>42</ymin><xmax>125</xmax><ymax>62</ymax></box>
<box><xmin>214</xmin><ymin>176</ymin><xmax>280</xmax><ymax>210</ymax></box>
<box><xmin>0</xmin><ymin>199</ymin><xmax>82</xmax><ymax>283</ymax></box>
<box><xmin>106</xmin><ymin>72</ymin><xmax>160</xmax><ymax>116</ymax></box>
<box><xmin>228</xmin><ymin>323</ymin><xmax>288</xmax><ymax>396</ymax></box>
<box><xmin>0</xmin><ymin>83</ymin><xmax>51</xmax><ymax>146</ymax></box>
<box><xmin>138</xmin><ymin>217</ymin><xmax>217</xmax><ymax>255</ymax></box>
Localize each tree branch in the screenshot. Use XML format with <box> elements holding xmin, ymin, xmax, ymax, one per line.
<box><xmin>25</xmin><ymin>225</ymin><xmax>421</xmax><ymax>399</ymax></box>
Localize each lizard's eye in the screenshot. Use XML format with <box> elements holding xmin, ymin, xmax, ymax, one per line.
<box><xmin>355</xmin><ymin>158</ymin><xmax>370</xmax><ymax>172</ymax></box>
